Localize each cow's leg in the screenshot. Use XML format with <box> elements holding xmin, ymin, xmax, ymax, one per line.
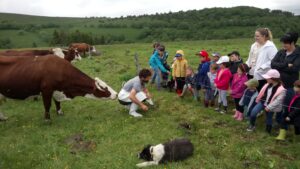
<box><xmin>41</xmin><ymin>90</ymin><xmax>53</xmax><ymax>121</ymax></box>
<box><xmin>54</xmin><ymin>99</ymin><xmax>63</xmax><ymax>115</ymax></box>
<box><xmin>0</xmin><ymin>112</ymin><xmax>8</xmax><ymax>121</ymax></box>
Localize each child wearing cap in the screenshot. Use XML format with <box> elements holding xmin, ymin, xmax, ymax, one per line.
<box><xmin>214</xmin><ymin>56</ymin><xmax>232</xmax><ymax>114</ymax></box>
<box><xmin>247</xmin><ymin>69</ymin><xmax>286</xmax><ymax>133</ymax></box>
<box><xmin>276</xmin><ymin>80</ymin><xmax>300</xmax><ymax>141</ymax></box>
<box><xmin>172</xmin><ymin>50</ymin><xmax>188</xmax><ymax>96</ymax></box>
<box><xmin>231</xmin><ymin>63</ymin><xmax>249</xmax><ymax>121</ymax></box>
<box><xmin>211</xmin><ymin>52</ymin><xmax>221</xmax><ymax>65</ymax></box>
<box><xmin>205</xmin><ymin>63</ymin><xmax>218</xmax><ymax>107</ymax></box>
<box><xmin>194</xmin><ymin>50</ymin><xmax>210</xmax><ymax>104</ymax></box>
<box><xmin>239</xmin><ymin>79</ymin><xmax>259</xmax><ymax>119</ymax></box>
<box><xmin>180</xmin><ymin>67</ymin><xmax>198</xmax><ymax>99</ymax></box>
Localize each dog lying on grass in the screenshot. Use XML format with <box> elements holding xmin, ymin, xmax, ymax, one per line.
<box><xmin>136</xmin><ymin>138</ymin><xmax>194</xmax><ymax>167</ymax></box>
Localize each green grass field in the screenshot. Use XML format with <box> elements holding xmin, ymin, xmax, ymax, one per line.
<box><xmin>0</xmin><ymin>39</ymin><xmax>299</xmax><ymax>169</ymax></box>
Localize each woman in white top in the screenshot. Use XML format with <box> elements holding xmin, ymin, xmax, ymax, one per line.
<box><xmin>246</xmin><ymin>28</ymin><xmax>278</xmax><ymax>90</ymax></box>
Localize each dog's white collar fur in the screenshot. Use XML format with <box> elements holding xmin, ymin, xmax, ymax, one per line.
<box><xmin>137</xmin><ymin>144</ymin><xmax>165</xmax><ymax>168</ymax></box>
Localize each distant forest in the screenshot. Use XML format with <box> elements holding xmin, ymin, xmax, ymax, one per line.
<box><xmin>0</xmin><ymin>6</ymin><xmax>299</xmax><ymax>48</ymax></box>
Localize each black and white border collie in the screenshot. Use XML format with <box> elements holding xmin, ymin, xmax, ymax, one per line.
<box><xmin>137</xmin><ymin>138</ymin><xmax>194</xmax><ymax>168</ymax></box>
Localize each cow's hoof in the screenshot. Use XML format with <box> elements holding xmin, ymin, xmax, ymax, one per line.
<box><xmin>57</xmin><ymin>110</ymin><xmax>64</xmax><ymax>116</ymax></box>
<box><xmin>44</xmin><ymin>119</ymin><xmax>52</xmax><ymax>124</ymax></box>
<box><xmin>0</xmin><ymin>113</ymin><xmax>8</xmax><ymax>121</ymax></box>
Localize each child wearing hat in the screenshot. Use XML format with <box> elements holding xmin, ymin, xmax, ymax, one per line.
<box><xmin>276</xmin><ymin>80</ymin><xmax>300</xmax><ymax>141</ymax></box>
<box><xmin>247</xmin><ymin>69</ymin><xmax>286</xmax><ymax>133</ymax></box>
<box><xmin>239</xmin><ymin>78</ymin><xmax>259</xmax><ymax>119</ymax></box>
<box><xmin>211</xmin><ymin>52</ymin><xmax>221</xmax><ymax>65</ymax></box>
<box><xmin>231</xmin><ymin>63</ymin><xmax>249</xmax><ymax>121</ymax></box>
<box><xmin>214</xmin><ymin>56</ymin><xmax>232</xmax><ymax>114</ymax></box>
<box><xmin>172</xmin><ymin>50</ymin><xmax>188</xmax><ymax>96</ymax></box>
<box><xmin>195</xmin><ymin>50</ymin><xmax>211</xmax><ymax>105</ymax></box>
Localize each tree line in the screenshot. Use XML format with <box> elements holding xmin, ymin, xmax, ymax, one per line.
<box><xmin>0</xmin><ymin>6</ymin><xmax>300</xmax><ymax>48</ymax></box>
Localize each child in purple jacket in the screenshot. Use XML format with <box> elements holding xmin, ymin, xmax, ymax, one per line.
<box><xmin>231</xmin><ymin>64</ymin><xmax>249</xmax><ymax>121</ymax></box>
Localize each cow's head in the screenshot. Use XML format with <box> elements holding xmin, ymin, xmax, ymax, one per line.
<box><xmin>91</xmin><ymin>46</ymin><xmax>97</xmax><ymax>53</ymax></box>
<box><xmin>74</xmin><ymin>48</ymin><xmax>82</xmax><ymax>60</ymax></box>
<box><xmin>63</xmin><ymin>48</ymin><xmax>82</xmax><ymax>61</ymax></box>
<box><xmin>52</xmin><ymin>48</ymin><xmax>65</xmax><ymax>58</ymax></box>
<box><xmin>85</xmin><ymin>78</ymin><xmax>117</xmax><ymax>100</ymax></box>
<box><xmin>68</xmin><ymin>47</ymin><xmax>82</xmax><ymax>61</ymax></box>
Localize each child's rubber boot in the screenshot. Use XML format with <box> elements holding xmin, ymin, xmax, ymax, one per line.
<box><xmin>275</xmin><ymin>129</ymin><xmax>287</xmax><ymax>141</ymax></box>
<box><xmin>236</xmin><ymin>111</ymin><xmax>244</xmax><ymax>121</ymax></box>
<box><xmin>266</xmin><ymin>125</ymin><xmax>272</xmax><ymax>134</ymax></box>
<box><xmin>204</xmin><ymin>100</ymin><xmax>209</xmax><ymax>108</ymax></box>
<box><xmin>210</xmin><ymin>101</ymin><xmax>215</xmax><ymax>107</ymax></box>
<box><xmin>232</xmin><ymin>110</ymin><xmax>239</xmax><ymax>119</ymax></box>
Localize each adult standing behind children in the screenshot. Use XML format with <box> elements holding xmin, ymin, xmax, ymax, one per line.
<box><xmin>149</xmin><ymin>45</ymin><xmax>170</xmax><ymax>90</ymax></box>
<box><xmin>173</xmin><ymin>50</ymin><xmax>188</xmax><ymax>96</ymax></box>
<box><xmin>118</xmin><ymin>69</ymin><xmax>154</xmax><ymax>118</ymax></box>
<box><xmin>246</xmin><ymin>28</ymin><xmax>278</xmax><ymax>90</ymax></box>
<box><xmin>271</xmin><ymin>32</ymin><xmax>300</xmax><ymax>139</ymax></box>
<box><xmin>271</xmin><ymin>32</ymin><xmax>300</xmax><ymax>108</ymax></box>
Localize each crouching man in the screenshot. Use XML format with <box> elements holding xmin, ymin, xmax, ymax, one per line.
<box><xmin>118</xmin><ymin>69</ymin><xmax>154</xmax><ymax>117</ymax></box>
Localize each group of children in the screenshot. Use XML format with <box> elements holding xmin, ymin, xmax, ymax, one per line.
<box><xmin>149</xmin><ymin>43</ymin><xmax>300</xmax><ymax>141</ymax></box>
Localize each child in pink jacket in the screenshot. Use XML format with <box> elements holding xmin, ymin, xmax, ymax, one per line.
<box><xmin>231</xmin><ymin>64</ymin><xmax>249</xmax><ymax>121</ymax></box>
<box><xmin>247</xmin><ymin>69</ymin><xmax>286</xmax><ymax>133</ymax></box>
<box><xmin>214</xmin><ymin>56</ymin><xmax>232</xmax><ymax>114</ymax></box>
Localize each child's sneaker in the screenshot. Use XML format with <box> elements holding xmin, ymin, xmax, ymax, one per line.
<box><xmin>215</xmin><ymin>104</ymin><xmax>221</xmax><ymax>112</ymax></box>
<box><xmin>247</xmin><ymin>125</ymin><xmax>256</xmax><ymax>132</ymax></box>
<box><xmin>219</xmin><ymin>106</ymin><xmax>227</xmax><ymax>114</ymax></box>
<box><xmin>219</xmin><ymin>110</ymin><xmax>227</xmax><ymax>114</ymax></box>
<box><xmin>129</xmin><ymin>111</ymin><xmax>143</xmax><ymax>118</ymax></box>
<box><xmin>214</xmin><ymin>107</ymin><xmax>220</xmax><ymax>112</ymax></box>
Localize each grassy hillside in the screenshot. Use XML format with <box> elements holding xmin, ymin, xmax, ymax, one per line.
<box><xmin>0</xmin><ymin>6</ymin><xmax>300</xmax><ymax>48</ymax></box>
<box><xmin>0</xmin><ymin>39</ymin><xmax>299</xmax><ymax>169</ymax></box>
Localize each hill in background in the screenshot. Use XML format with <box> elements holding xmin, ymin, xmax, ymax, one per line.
<box><xmin>0</xmin><ymin>6</ymin><xmax>299</xmax><ymax>48</ymax></box>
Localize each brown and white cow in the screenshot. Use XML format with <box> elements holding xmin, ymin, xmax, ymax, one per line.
<box><xmin>0</xmin><ymin>55</ymin><xmax>117</xmax><ymax>120</ymax></box>
<box><xmin>61</xmin><ymin>48</ymin><xmax>82</xmax><ymax>61</ymax></box>
<box><xmin>69</xmin><ymin>43</ymin><xmax>96</xmax><ymax>57</ymax></box>
<box><xmin>0</xmin><ymin>48</ymin><xmax>81</xmax><ymax>62</ymax></box>
<box><xmin>0</xmin><ymin>48</ymin><xmax>64</xmax><ymax>57</ymax></box>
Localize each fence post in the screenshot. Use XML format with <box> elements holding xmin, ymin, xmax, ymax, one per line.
<box><xmin>134</xmin><ymin>52</ymin><xmax>141</xmax><ymax>75</ymax></box>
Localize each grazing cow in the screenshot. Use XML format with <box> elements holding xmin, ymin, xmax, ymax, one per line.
<box><xmin>0</xmin><ymin>55</ymin><xmax>117</xmax><ymax>120</ymax></box>
<box><xmin>69</xmin><ymin>43</ymin><xmax>96</xmax><ymax>57</ymax></box>
<box><xmin>62</xmin><ymin>48</ymin><xmax>82</xmax><ymax>62</ymax></box>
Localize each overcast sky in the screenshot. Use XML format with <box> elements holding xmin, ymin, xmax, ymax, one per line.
<box><xmin>0</xmin><ymin>0</ymin><xmax>299</xmax><ymax>17</ymax></box>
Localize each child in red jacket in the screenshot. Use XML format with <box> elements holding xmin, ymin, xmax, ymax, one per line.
<box><xmin>214</xmin><ymin>56</ymin><xmax>232</xmax><ymax>114</ymax></box>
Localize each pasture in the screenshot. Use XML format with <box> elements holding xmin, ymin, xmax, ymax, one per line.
<box><xmin>0</xmin><ymin>39</ymin><xmax>299</xmax><ymax>169</ymax></box>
